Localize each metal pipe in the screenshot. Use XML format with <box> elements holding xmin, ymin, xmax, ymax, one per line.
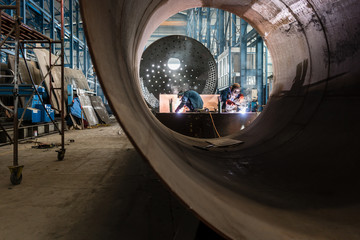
<box><xmin>0</xmin><ymin>6</ymin><xmax>17</xmax><ymax>10</ymax></box>
<box><xmin>80</xmin><ymin>1</ymin><xmax>360</xmax><ymax>239</ymax></box>
<box><xmin>60</xmin><ymin>0</ymin><xmax>65</xmax><ymax>154</ymax></box>
<box><xmin>13</xmin><ymin>0</ymin><xmax>20</xmax><ymax>167</ymax></box>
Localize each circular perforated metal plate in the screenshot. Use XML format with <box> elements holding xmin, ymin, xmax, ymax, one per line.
<box><xmin>139</xmin><ymin>35</ymin><xmax>217</xmax><ymax>109</ymax></box>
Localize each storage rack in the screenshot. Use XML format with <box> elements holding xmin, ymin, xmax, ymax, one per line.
<box><xmin>0</xmin><ymin>0</ymin><xmax>66</xmax><ymax>185</ymax></box>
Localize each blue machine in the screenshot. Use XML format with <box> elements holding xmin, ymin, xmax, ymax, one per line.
<box><xmin>16</xmin><ymin>85</ymin><xmax>55</xmax><ymax>123</ymax></box>
<box><xmin>35</xmin><ymin>104</ymin><xmax>55</xmax><ymax>122</ymax></box>
<box><xmin>18</xmin><ymin>108</ymin><xmax>42</xmax><ymax>123</ymax></box>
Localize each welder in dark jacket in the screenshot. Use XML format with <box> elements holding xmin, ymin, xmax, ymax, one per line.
<box><xmin>220</xmin><ymin>83</ymin><xmax>243</xmax><ymax>111</ymax></box>
<box><xmin>175</xmin><ymin>90</ymin><xmax>203</xmax><ymax>112</ymax></box>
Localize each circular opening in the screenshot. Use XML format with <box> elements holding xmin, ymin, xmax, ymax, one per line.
<box><xmin>167</xmin><ymin>58</ymin><xmax>181</xmax><ymax>70</ymax></box>
<box><xmin>139</xmin><ymin>8</ymin><xmax>274</xmax><ymax>139</ymax></box>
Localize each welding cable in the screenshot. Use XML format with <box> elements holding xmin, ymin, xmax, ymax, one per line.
<box><xmin>209</xmin><ymin>112</ymin><xmax>221</xmax><ymax>138</ymax></box>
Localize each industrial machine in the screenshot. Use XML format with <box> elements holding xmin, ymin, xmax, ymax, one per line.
<box><xmin>16</xmin><ymin>86</ymin><xmax>54</xmax><ymax>123</ymax></box>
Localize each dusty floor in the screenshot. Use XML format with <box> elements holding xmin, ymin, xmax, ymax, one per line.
<box><xmin>0</xmin><ymin>122</ymin><xmax>209</xmax><ymax>240</ymax></box>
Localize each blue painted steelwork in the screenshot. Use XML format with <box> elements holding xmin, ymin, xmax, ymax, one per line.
<box><xmin>75</xmin><ymin>1</ymin><xmax>79</xmax><ymax>69</ymax></box>
<box><xmin>265</xmin><ymin>46</ymin><xmax>268</xmax><ymax>104</ymax></box>
<box><xmin>256</xmin><ymin>36</ymin><xmax>264</xmax><ymax>111</ymax></box>
<box><xmin>218</xmin><ymin>9</ymin><xmax>224</xmax><ymax>54</ymax></box>
<box><xmin>1</xmin><ymin>1</ymin><xmax>92</xmax><ymax>74</ymax></box>
<box><xmin>193</xmin><ymin>9</ymin><xmax>197</xmax><ymax>39</ymax></box>
<box><xmin>83</xmin><ymin>35</ymin><xmax>87</xmax><ymax>77</ymax></box>
<box><xmin>240</xmin><ymin>19</ymin><xmax>247</xmax><ymax>93</ymax></box>
<box><xmin>68</xmin><ymin>0</ymin><xmax>73</xmax><ymax>68</ymax></box>
<box><xmin>26</xmin><ymin>1</ymin><xmax>87</xmax><ymax>69</ymax></box>
<box><xmin>198</xmin><ymin>8</ymin><xmax>202</xmax><ymax>43</ymax></box>
<box><xmin>206</xmin><ymin>8</ymin><xmax>211</xmax><ymax>49</ymax></box>
<box><xmin>184</xmin><ymin>8</ymin><xmax>270</xmax><ymax>105</ymax></box>
<box><xmin>0</xmin><ymin>84</ymin><xmax>33</xmax><ymax>96</ymax></box>
<box><xmin>49</xmin><ymin>0</ymin><xmax>54</xmax><ymax>53</ymax></box>
<box><xmin>228</xmin><ymin>14</ymin><xmax>234</xmax><ymax>86</ymax></box>
<box><xmin>231</xmin><ymin>14</ymin><xmax>236</xmax><ymax>47</ymax></box>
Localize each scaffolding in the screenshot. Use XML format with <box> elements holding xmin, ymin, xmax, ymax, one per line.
<box><xmin>0</xmin><ymin>0</ymin><xmax>65</xmax><ymax>185</ymax></box>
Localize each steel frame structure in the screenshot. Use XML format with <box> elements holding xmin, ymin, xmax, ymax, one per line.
<box><xmin>186</xmin><ymin>7</ymin><xmax>273</xmax><ymax>109</ymax></box>
<box><xmin>0</xmin><ymin>0</ymin><xmax>66</xmax><ymax>185</ymax></box>
<box><xmin>0</xmin><ymin>0</ymin><xmax>94</xmax><ymax>88</ymax></box>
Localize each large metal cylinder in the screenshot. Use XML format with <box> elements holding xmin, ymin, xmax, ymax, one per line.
<box><xmin>80</xmin><ymin>1</ymin><xmax>360</xmax><ymax>239</ymax></box>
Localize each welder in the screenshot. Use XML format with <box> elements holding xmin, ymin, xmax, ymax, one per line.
<box><xmin>175</xmin><ymin>90</ymin><xmax>203</xmax><ymax>113</ymax></box>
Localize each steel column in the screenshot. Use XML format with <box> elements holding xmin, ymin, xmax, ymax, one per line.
<box><xmin>83</xmin><ymin>37</ymin><xmax>87</xmax><ymax>75</ymax></box>
<box><xmin>69</xmin><ymin>0</ymin><xmax>74</xmax><ymax>68</ymax></box>
<box><xmin>256</xmin><ymin>36</ymin><xmax>264</xmax><ymax>111</ymax></box>
<box><xmin>21</xmin><ymin>0</ymin><xmax>26</xmax><ymax>58</ymax></box>
<box><xmin>265</xmin><ymin>46</ymin><xmax>269</xmax><ymax>104</ymax></box>
<box><xmin>198</xmin><ymin>8</ymin><xmax>202</xmax><ymax>42</ymax></box>
<box><xmin>40</xmin><ymin>0</ymin><xmax>44</xmax><ymax>33</ymax></box>
<box><xmin>231</xmin><ymin>14</ymin><xmax>236</xmax><ymax>46</ymax></box>
<box><xmin>206</xmin><ymin>8</ymin><xmax>211</xmax><ymax>49</ymax></box>
<box><xmin>21</xmin><ymin>0</ymin><xmax>26</xmax><ymax>24</ymax></box>
<box><xmin>13</xmin><ymin>0</ymin><xmax>20</xmax><ymax>167</ymax></box>
<box><xmin>218</xmin><ymin>9</ymin><xmax>224</xmax><ymax>54</ymax></box>
<box><xmin>76</xmin><ymin>2</ymin><xmax>80</xmax><ymax>69</ymax></box>
<box><xmin>240</xmin><ymin>19</ymin><xmax>247</xmax><ymax>92</ymax></box>
<box><xmin>59</xmin><ymin>0</ymin><xmax>65</xmax><ymax>159</ymax></box>
<box><xmin>49</xmin><ymin>0</ymin><xmax>55</xmax><ymax>53</ymax></box>
<box><xmin>192</xmin><ymin>9</ymin><xmax>196</xmax><ymax>39</ymax></box>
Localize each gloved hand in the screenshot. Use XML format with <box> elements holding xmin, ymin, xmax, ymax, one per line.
<box><xmin>226</xmin><ymin>99</ymin><xmax>235</xmax><ymax>105</ymax></box>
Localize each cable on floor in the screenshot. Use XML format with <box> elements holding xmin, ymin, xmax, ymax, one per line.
<box><xmin>208</xmin><ymin>112</ymin><xmax>221</xmax><ymax>138</ymax></box>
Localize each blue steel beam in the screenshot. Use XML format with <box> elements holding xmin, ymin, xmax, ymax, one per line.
<box><xmin>198</xmin><ymin>8</ymin><xmax>202</xmax><ymax>42</ymax></box>
<box><xmin>76</xmin><ymin>1</ymin><xmax>80</xmax><ymax>69</ymax></box>
<box><xmin>83</xmin><ymin>35</ymin><xmax>87</xmax><ymax>75</ymax></box>
<box><xmin>256</xmin><ymin>36</ymin><xmax>264</xmax><ymax>111</ymax></box>
<box><xmin>228</xmin><ymin>39</ymin><xmax>232</xmax><ymax>86</ymax></box>
<box><xmin>218</xmin><ymin>9</ymin><xmax>224</xmax><ymax>54</ymax></box>
<box><xmin>21</xmin><ymin>0</ymin><xmax>26</xmax><ymax>24</ymax></box>
<box><xmin>242</xmin><ymin>28</ymin><xmax>257</xmax><ymax>42</ymax></box>
<box><xmin>265</xmin><ymin>46</ymin><xmax>268</xmax><ymax>104</ymax></box>
<box><xmin>206</xmin><ymin>8</ymin><xmax>210</xmax><ymax>49</ymax></box>
<box><xmin>228</xmin><ymin>13</ymin><xmax>233</xmax><ymax>86</ymax></box>
<box><xmin>240</xmin><ymin>19</ymin><xmax>247</xmax><ymax>93</ymax></box>
<box><xmin>231</xmin><ymin>14</ymin><xmax>236</xmax><ymax>46</ymax></box>
<box><xmin>192</xmin><ymin>9</ymin><xmax>196</xmax><ymax>39</ymax></box>
<box><xmin>40</xmin><ymin>0</ymin><xmax>44</xmax><ymax>33</ymax></box>
<box><xmin>26</xmin><ymin>0</ymin><xmax>85</xmax><ymax>48</ymax></box>
<box><xmin>49</xmin><ymin>0</ymin><xmax>55</xmax><ymax>47</ymax></box>
<box><xmin>68</xmin><ymin>0</ymin><xmax>74</xmax><ymax>68</ymax></box>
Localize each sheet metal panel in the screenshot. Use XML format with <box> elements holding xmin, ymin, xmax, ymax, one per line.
<box><xmin>89</xmin><ymin>96</ymin><xmax>110</xmax><ymax>124</ymax></box>
<box><xmin>78</xmin><ymin>95</ymin><xmax>98</xmax><ymax>126</ymax></box>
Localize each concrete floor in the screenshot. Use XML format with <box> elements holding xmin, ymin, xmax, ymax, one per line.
<box><xmin>0</xmin><ymin>122</ymin><xmax>221</xmax><ymax>240</ymax></box>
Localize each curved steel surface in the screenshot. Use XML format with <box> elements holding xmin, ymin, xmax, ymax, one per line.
<box><xmin>80</xmin><ymin>1</ymin><xmax>360</xmax><ymax>239</ymax></box>
<box><xmin>140</xmin><ymin>35</ymin><xmax>217</xmax><ymax>109</ymax></box>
